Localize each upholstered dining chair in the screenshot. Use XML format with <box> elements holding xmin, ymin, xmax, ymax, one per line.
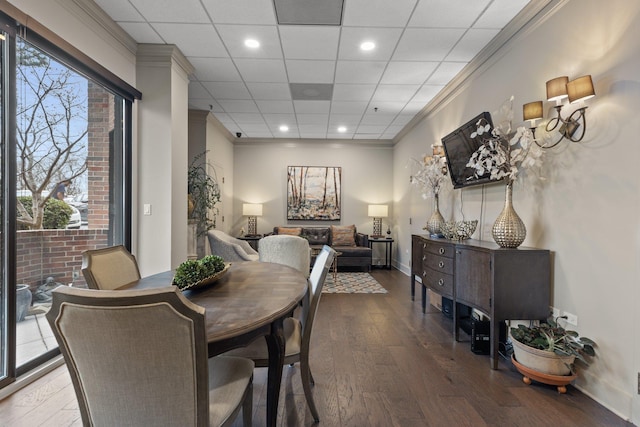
<box><xmin>207</xmin><ymin>230</ymin><xmax>259</xmax><ymax>262</ymax></box>
<box><xmin>224</xmin><ymin>244</ymin><xmax>336</xmax><ymax>422</ymax></box>
<box><xmin>46</xmin><ymin>285</ymin><xmax>254</xmax><ymax>427</ymax></box>
<box><xmin>81</xmin><ymin>245</ymin><xmax>141</xmax><ymax>290</ymax></box>
<box><xmin>258</xmin><ymin>234</ymin><xmax>311</xmax><ymax>277</ymax></box>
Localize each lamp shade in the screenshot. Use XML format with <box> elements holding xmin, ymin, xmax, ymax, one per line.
<box><xmin>368</xmin><ymin>205</ymin><xmax>388</xmax><ymax>218</ymax></box>
<box><xmin>546</xmin><ymin>76</ymin><xmax>569</xmax><ymax>102</ymax></box>
<box><xmin>523</xmin><ymin>101</ymin><xmax>543</xmax><ymax>122</ymax></box>
<box><xmin>567</xmin><ymin>75</ymin><xmax>595</xmax><ymax>103</ymax></box>
<box><xmin>243</xmin><ymin>203</ymin><xmax>263</xmax><ymax>216</ymax></box>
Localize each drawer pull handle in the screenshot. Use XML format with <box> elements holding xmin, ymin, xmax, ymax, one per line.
<box><xmin>422</xmin><ymin>255</ymin><xmax>426</xmax><ymax>261</ymax></box>
<box><xmin>438</xmin><ymin>278</ymin><xmax>444</xmax><ymax>286</ymax></box>
<box><xmin>439</xmin><ymin>247</ymin><xmax>445</xmax><ymax>255</ymax></box>
<box><xmin>438</xmin><ymin>261</ymin><xmax>445</xmax><ymax>268</ymax></box>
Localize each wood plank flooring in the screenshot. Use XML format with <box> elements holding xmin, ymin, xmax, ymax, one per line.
<box><xmin>0</xmin><ymin>269</ymin><xmax>632</xmax><ymax>426</ymax></box>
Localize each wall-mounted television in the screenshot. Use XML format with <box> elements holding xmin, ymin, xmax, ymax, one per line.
<box><xmin>441</xmin><ymin>111</ymin><xmax>505</xmax><ymax>189</ymax></box>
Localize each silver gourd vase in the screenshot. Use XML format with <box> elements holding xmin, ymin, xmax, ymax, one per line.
<box><xmin>492</xmin><ymin>181</ymin><xmax>526</xmax><ymax>248</ymax></box>
<box><xmin>425</xmin><ymin>193</ymin><xmax>445</xmax><ymax>236</ymax></box>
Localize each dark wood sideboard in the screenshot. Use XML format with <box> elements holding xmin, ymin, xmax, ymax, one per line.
<box><xmin>411</xmin><ymin>234</ymin><xmax>551</xmax><ymax>369</ymax></box>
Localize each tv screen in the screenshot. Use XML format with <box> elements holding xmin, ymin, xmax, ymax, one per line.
<box><xmin>441</xmin><ymin>111</ymin><xmax>504</xmax><ymax>189</ymax></box>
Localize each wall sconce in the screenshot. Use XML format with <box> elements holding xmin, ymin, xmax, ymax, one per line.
<box><xmin>242</xmin><ymin>203</ymin><xmax>262</xmax><ymax>236</ymax></box>
<box><xmin>368</xmin><ymin>204</ymin><xmax>388</xmax><ymax>238</ymax></box>
<box><xmin>523</xmin><ymin>75</ymin><xmax>595</xmax><ymax>148</ymax></box>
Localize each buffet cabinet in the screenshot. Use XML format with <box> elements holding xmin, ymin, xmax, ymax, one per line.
<box><xmin>411</xmin><ymin>234</ymin><xmax>550</xmax><ymax>369</ymax></box>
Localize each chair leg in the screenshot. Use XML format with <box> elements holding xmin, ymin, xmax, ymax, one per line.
<box><xmin>300</xmin><ymin>358</ymin><xmax>320</xmax><ymax>422</ymax></box>
<box><xmin>309</xmin><ymin>367</ymin><xmax>315</xmax><ymax>386</ymax></box>
<box><xmin>242</xmin><ymin>379</ymin><xmax>253</xmax><ymax>427</ymax></box>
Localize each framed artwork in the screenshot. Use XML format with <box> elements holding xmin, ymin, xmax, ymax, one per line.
<box><xmin>287</xmin><ymin>166</ymin><xmax>341</xmax><ymax>220</ymax></box>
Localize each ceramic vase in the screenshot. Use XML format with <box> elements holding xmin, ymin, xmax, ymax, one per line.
<box><xmin>492</xmin><ymin>181</ymin><xmax>526</xmax><ymax>248</ymax></box>
<box><xmin>425</xmin><ymin>194</ymin><xmax>445</xmax><ymax>236</ymax></box>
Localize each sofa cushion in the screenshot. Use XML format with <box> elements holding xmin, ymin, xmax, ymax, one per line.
<box><xmin>301</xmin><ymin>227</ymin><xmax>330</xmax><ymax>245</ymax></box>
<box><xmin>275</xmin><ymin>227</ymin><xmax>302</xmax><ymax>236</ymax></box>
<box><xmin>331</xmin><ymin>225</ymin><xmax>356</xmax><ymax>247</ymax></box>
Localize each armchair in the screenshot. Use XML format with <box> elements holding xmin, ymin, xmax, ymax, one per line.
<box><xmin>207</xmin><ymin>230</ymin><xmax>259</xmax><ymax>262</ymax></box>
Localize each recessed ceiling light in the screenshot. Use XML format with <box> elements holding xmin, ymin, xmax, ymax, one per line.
<box><xmin>244</xmin><ymin>39</ymin><xmax>260</xmax><ymax>48</ymax></box>
<box><xmin>279</xmin><ymin>125</ymin><xmax>289</xmax><ymax>132</ymax></box>
<box><xmin>360</xmin><ymin>41</ymin><xmax>375</xmax><ymax>51</ymax></box>
<box><xmin>337</xmin><ymin>126</ymin><xmax>347</xmax><ymax>133</ymax></box>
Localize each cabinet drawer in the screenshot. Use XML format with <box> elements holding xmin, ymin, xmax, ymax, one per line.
<box><xmin>424</xmin><ymin>241</ymin><xmax>454</xmax><ymax>258</ymax></box>
<box><xmin>422</xmin><ymin>269</ymin><xmax>453</xmax><ymax>298</ymax></box>
<box><xmin>423</xmin><ymin>255</ymin><xmax>453</xmax><ymax>275</ymax></box>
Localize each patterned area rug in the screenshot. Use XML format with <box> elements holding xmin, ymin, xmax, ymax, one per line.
<box><xmin>322</xmin><ymin>273</ymin><xmax>388</xmax><ymax>294</ymax></box>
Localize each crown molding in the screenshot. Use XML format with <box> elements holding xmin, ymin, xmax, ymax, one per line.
<box><xmin>136</xmin><ymin>44</ymin><xmax>194</xmax><ymax>77</ymax></box>
<box><xmin>234</xmin><ymin>137</ymin><xmax>393</xmax><ymax>149</ymax></box>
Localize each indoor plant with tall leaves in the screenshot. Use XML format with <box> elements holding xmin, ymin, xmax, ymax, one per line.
<box><xmin>188</xmin><ymin>151</ymin><xmax>221</xmax><ymax>236</ymax></box>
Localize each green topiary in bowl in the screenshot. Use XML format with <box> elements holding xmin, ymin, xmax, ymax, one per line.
<box><xmin>173</xmin><ymin>255</ymin><xmax>227</xmax><ymax>290</ymax></box>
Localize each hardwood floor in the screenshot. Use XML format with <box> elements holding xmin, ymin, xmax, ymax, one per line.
<box><xmin>0</xmin><ymin>269</ymin><xmax>632</xmax><ymax>426</ymax></box>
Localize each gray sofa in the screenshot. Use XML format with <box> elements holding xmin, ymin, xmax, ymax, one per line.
<box><xmin>271</xmin><ymin>225</ymin><xmax>371</xmax><ymax>271</ymax></box>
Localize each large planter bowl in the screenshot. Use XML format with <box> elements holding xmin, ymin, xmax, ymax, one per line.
<box><xmin>511</xmin><ymin>333</ymin><xmax>575</xmax><ymax>376</ymax></box>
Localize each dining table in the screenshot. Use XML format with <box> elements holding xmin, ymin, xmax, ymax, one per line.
<box><xmin>118</xmin><ymin>260</ymin><xmax>309</xmax><ymax>427</ymax></box>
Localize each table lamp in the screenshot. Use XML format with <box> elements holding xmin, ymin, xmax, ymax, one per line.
<box><xmin>368</xmin><ymin>205</ymin><xmax>388</xmax><ymax>238</ymax></box>
<box><xmin>243</xmin><ymin>203</ymin><xmax>262</xmax><ymax>236</ymax></box>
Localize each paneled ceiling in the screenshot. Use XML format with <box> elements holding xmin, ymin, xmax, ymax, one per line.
<box><xmin>95</xmin><ymin>0</ymin><xmax>531</xmax><ymax>140</ymax></box>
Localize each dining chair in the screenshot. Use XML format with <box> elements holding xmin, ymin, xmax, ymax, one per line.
<box><xmin>258</xmin><ymin>234</ymin><xmax>311</xmax><ymax>277</ymax></box>
<box><xmin>224</xmin><ymin>244</ymin><xmax>336</xmax><ymax>422</ymax></box>
<box><xmin>207</xmin><ymin>230</ymin><xmax>259</xmax><ymax>262</ymax></box>
<box><xmin>46</xmin><ymin>285</ymin><xmax>254</xmax><ymax>427</ymax></box>
<box><xmin>81</xmin><ymin>245</ymin><xmax>141</xmax><ymax>290</ymax></box>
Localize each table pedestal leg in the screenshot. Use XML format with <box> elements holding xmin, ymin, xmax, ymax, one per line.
<box><xmin>264</xmin><ymin>318</ymin><xmax>285</xmax><ymax>427</ymax></box>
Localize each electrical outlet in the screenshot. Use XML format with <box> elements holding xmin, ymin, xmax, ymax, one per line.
<box><xmin>550</xmin><ymin>306</ymin><xmax>560</xmax><ymax>318</ymax></box>
<box><xmin>72</xmin><ymin>271</ymin><xmax>80</xmax><ymax>280</ymax></box>
<box><xmin>563</xmin><ymin>311</ymin><xmax>578</xmax><ymax>326</ymax></box>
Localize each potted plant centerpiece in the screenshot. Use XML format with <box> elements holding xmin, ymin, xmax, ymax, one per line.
<box><xmin>173</xmin><ymin>255</ymin><xmax>229</xmax><ymax>291</ymax></box>
<box><xmin>509</xmin><ymin>316</ymin><xmax>596</xmax><ymax>392</ymax></box>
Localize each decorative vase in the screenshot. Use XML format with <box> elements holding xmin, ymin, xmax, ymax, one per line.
<box><xmin>492</xmin><ymin>181</ymin><xmax>526</xmax><ymax>248</ymax></box>
<box><xmin>425</xmin><ymin>194</ymin><xmax>445</xmax><ymax>236</ymax></box>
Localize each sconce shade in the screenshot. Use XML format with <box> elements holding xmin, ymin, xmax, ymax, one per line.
<box><xmin>523</xmin><ymin>101</ymin><xmax>543</xmax><ymax>121</ymax></box>
<box><xmin>546</xmin><ymin>76</ymin><xmax>569</xmax><ymax>102</ymax></box>
<box><xmin>242</xmin><ymin>203</ymin><xmax>263</xmax><ymax>216</ymax></box>
<box><xmin>567</xmin><ymin>75</ymin><xmax>595</xmax><ymax>103</ymax></box>
<box><xmin>368</xmin><ymin>204</ymin><xmax>388</xmax><ymax>218</ymax></box>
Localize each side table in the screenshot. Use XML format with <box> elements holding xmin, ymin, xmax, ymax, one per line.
<box><xmin>368</xmin><ymin>237</ymin><xmax>393</xmax><ymax>269</ymax></box>
<box><xmin>239</xmin><ymin>234</ymin><xmax>262</xmax><ymax>251</ymax></box>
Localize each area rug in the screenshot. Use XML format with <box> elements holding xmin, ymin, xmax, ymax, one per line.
<box><xmin>322</xmin><ymin>272</ymin><xmax>388</xmax><ymax>294</ymax></box>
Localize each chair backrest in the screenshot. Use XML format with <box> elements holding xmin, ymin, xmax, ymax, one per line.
<box><xmin>207</xmin><ymin>230</ymin><xmax>259</xmax><ymax>261</ymax></box>
<box><xmin>46</xmin><ymin>286</ymin><xmax>210</xmax><ymax>426</ymax></box>
<box><xmin>259</xmin><ymin>234</ymin><xmax>311</xmax><ymax>277</ymax></box>
<box><xmin>81</xmin><ymin>245</ymin><xmax>141</xmax><ymax>290</ymax></box>
<box><xmin>301</xmin><ymin>245</ymin><xmax>336</xmax><ymax>351</ymax></box>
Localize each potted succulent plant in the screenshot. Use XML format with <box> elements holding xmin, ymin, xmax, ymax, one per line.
<box><xmin>510</xmin><ymin>316</ymin><xmax>596</xmax><ymax>376</ymax></box>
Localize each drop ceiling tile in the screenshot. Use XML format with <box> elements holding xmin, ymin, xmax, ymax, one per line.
<box><xmin>202</xmin><ymin>0</ymin><xmax>277</xmax><ymax>24</ymax></box>
<box><xmin>409</xmin><ymin>0</ymin><xmax>490</xmax><ymax>28</ymax></box>
<box><xmin>343</xmin><ymin>0</ymin><xmax>417</xmax><ymax>27</ymax></box>
<box><xmin>330</xmin><ymin>101</ymin><xmax>368</xmax><ymax>115</ymax></box>
<box><xmin>380</xmin><ymin>61</ymin><xmax>437</xmax><ymax>85</ymax></box>
<box><xmin>212</xmin><ymin>113</ymin><xmax>235</xmax><ymax>123</ymax></box>
<box><xmin>334</xmin><ymin>61</ymin><xmax>386</xmax><ymax>84</ymax></box>
<box><xmin>129</xmin><ymin>0</ymin><xmax>209</xmax><ymax>23</ymax></box>
<box><xmin>246</xmin><ymin>83</ymin><xmax>292</xmax><ymax>100</ymax></box>
<box><xmin>446</xmin><ymin>29</ymin><xmax>500</xmax><ymax>62</ymax></box>
<box><xmin>360</xmin><ymin>113</ymin><xmax>395</xmax><ymax>126</ymax></box>
<box><xmin>327</xmin><ymin>133</ymin><xmax>355</xmax><ymax>139</ymax></box>
<box><xmin>382</xmin><ymin>124</ymin><xmax>405</xmax><ymax>135</ymax></box>
<box><xmin>294</xmin><ymin>100</ymin><xmax>331</xmax><ymax>114</ymax></box>
<box><xmin>95</xmin><ymin>0</ymin><xmax>145</xmax><ymax>21</ymax></box>
<box><xmin>218</xmin><ymin>99</ymin><xmax>260</xmax><ymax>113</ymax></box>
<box><xmin>366</xmin><ymin>101</ymin><xmax>407</xmax><ymax>114</ymax></box>
<box><xmin>329</xmin><ymin>114</ymin><xmax>362</xmax><ymax>125</ymax></box>
<box><xmin>371</xmin><ymin>85</ymin><xmax>420</xmax><ymax>103</ymax></box>
<box><xmin>237</xmin><ymin>123</ymin><xmax>272</xmax><ymax>134</ymax></box>
<box><xmin>357</xmin><ymin>124</ymin><xmax>389</xmax><ymax>133</ymax></box>
<box><xmin>152</xmin><ymin>24</ymin><xmax>228</xmax><ymax>57</ymax></box>
<box><xmin>256</xmin><ymin>100</ymin><xmax>295</xmax><ymax>114</ymax></box>
<box><xmin>393</xmin><ymin>28</ymin><xmax>466</xmax><ymax>61</ymax></box>
<box><xmin>392</xmin><ymin>114</ymin><xmax>415</xmax><ymax>126</ymax></box>
<box><xmin>202</xmin><ymin>82</ymin><xmax>252</xmax><ymax>99</ymax></box>
<box><xmin>234</xmin><ymin>59</ymin><xmax>288</xmax><ymax>82</ymax></box>
<box><xmin>286</xmin><ymin>60</ymin><xmax>336</xmax><ymax>84</ymax></box>
<box><xmin>475</xmin><ymin>0</ymin><xmax>530</xmax><ymax>28</ymax></box>
<box><xmin>402</xmin><ymin>101</ymin><xmax>427</xmax><ymax>114</ymax></box>
<box><xmin>427</xmin><ymin>62</ymin><xmax>467</xmax><ymax>85</ymax></box>
<box><xmin>412</xmin><ymin>84</ymin><xmax>445</xmax><ymax>102</ymax></box>
<box><xmin>216</xmin><ymin>25</ymin><xmax>283</xmax><ymax>59</ymax></box>
<box><xmin>189</xmin><ymin>82</ymin><xmax>212</xmax><ymax>99</ymax></box>
<box><xmin>338</xmin><ymin>27</ymin><xmax>403</xmax><ymax>61</ymax></box>
<box><xmin>262</xmin><ymin>113</ymin><xmax>297</xmax><ymax>125</ymax></box>
<box><xmin>332</xmin><ymin>84</ymin><xmax>377</xmax><ymax>101</ymax></box>
<box><xmin>279</xmin><ymin>26</ymin><xmax>340</xmax><ymax>60</ymax></box>
<box><xmin>229</xmin><ymin>113</ymin><xmax>265</xmax><ymax>124</ymax></box>
<box><xmin>189</xmin><ymin>58</ymin><xmax>241</xmax><ymax>81</ymax></box>
<box><xmin>117</xmin><ymin>23</ymin><xmax>163</xmax><ymax>43</ymax></box>
<box><xmin>189</xmin><ymin>100</ymin><xmax>218</xmax><ymax>111</ymax></box>
<box><xmin>296</xmin><ymin>114</ymin><xmax>329</xmax><ymax>125</ymax></box>
<box><xmin>353</xmin><ymin>133</ymin><xmax>380</xmax><ymax>139</ymax></box>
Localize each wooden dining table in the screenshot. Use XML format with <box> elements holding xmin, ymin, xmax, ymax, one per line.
<box><xmin>119</xmin><ymin>261</ymin><xmax>309</xmax><ymax>427</ymax></box>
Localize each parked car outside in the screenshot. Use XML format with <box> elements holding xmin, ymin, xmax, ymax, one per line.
<box><xmin>68</xmin><ymin>193</ymin><xmax>88</xmax><ymax>225</ymax></box>
<box><xmin>66</xmin><ymin>204</ymin><xmax>81</xmax><ymax>229</ymax></box>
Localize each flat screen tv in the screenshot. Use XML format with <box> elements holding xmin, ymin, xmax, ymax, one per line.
<box><xmin>441</xmin><ymin>111</ymin><xmax>504</xmax><ymax>189</ymax></box>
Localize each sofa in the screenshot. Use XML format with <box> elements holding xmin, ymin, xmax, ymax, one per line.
<box><xmin>270</xmin><ymin>225</ymin><xmax>371</xmax><ymax>271</ymax></box>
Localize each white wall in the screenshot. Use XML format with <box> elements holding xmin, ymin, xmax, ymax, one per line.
<box><xmin>233</xmin><ymin>141</ymin><xmax>393</xmax><ymax>244</ymax></box>
<box><xmin>206</xmin><ymin>114</ymin><xmax>235</xmax><ymax>234</ymax></box>
<box><xmin>394</xmin><ymin>0</ymin><xmax>640</xmax><ymax>422</ymax></box>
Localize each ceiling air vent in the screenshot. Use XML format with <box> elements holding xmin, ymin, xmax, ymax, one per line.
<box><xmin>273</xmin><ymin>0</ymin><xmax>344</xmax><ymax>25</ymax></box>
<box><xmin>289</xmin><ymin>83</ymin><xmax>334</xmax><ymax>101</ymax></box>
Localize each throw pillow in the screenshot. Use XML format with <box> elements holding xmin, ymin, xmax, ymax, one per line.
<box><xmin>276</xmin><ymin>227</ymin><xmax>302</xmax><ymax>236</ymax></box>
<box><xmin>331</xmin><ymin>225</ymin><xmax>356</xmax><ymax>247</ymax></box>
